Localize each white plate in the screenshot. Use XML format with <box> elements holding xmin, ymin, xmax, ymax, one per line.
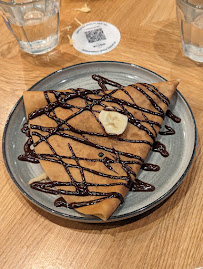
<box><xmin>3</xmin><ymin>61</ymin><xmax>197</xmax><ymax>223</ymax></box>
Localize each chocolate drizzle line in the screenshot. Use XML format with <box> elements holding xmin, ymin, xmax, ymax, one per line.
<box><xmin>166</xmin><ymin>110</ymin><xmax>181</xmax><ymax>123</ymax></box>
<box><xmin>159</xmin><ymin>125</ymin><xmax>175</xmax><ymax>135</ymax></box>
<box><xmin>18</xmin><ymin>75</ymin><xmax>181</xmax><ymax>211</ymax></box>
<box><xmin>152</xmin><ymin>141</ymin><xmax>169</xmax><ymax>157</ymax></box>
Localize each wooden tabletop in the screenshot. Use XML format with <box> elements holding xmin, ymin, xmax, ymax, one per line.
<box><xmin>1</xmin><ymin>0</ymin><xmax>203</xmax><ymax>268</ymax></box>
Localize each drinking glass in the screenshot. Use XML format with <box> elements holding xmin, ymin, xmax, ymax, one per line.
<box><xmin>0</xmin><ymin>0</ymin><xmax>60</xmax><ymax>54</ymax></box>
<box><xmin>176</xmin><ymin>0</ymin><xmax>203</xmax><ymax>62</ymax></box>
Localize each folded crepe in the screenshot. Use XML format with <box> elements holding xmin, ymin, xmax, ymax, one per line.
<box><xmin>20</xmin><ymin>75</ymin><xmax>179</xmax><ymax>221</ymax></box>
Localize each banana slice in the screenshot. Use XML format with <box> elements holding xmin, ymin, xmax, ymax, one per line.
<box><xmin>99</xmin><ymin>107</ymin><xmax>128</xmax><ymax>135</ymax></box>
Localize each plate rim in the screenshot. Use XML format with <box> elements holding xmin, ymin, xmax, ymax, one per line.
<box><xmin>2</xmin><ymin>60</ymin><xmax>198</xmax><ymax>223</ymax></box>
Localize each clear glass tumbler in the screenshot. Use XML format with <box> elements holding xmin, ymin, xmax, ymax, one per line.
<box><xmin>176</xmin><ymin>0</ymin><xmax>203</xmax><ymax>62</ymax></box>
<box><xmin>0</xmin><ymin>0</ymin><xmax>60</xmax><ymax>54</ymax></box>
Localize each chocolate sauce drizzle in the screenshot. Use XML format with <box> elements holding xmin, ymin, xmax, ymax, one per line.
<box><xmin>18</xmin><ymin>75</ymin><xmax>181</xmax><ymax>210</ymax></box>
<box><xmin>152</xmin><ymin>141</ymin><xmax>169</xmax><ymax>157</ymax></box>
<box><xmin>159</xmin><ymin>125</ymin><xmax>175</xmax><ymax>135</ymax></box>
<box><xmin>166</xmin><ymin>110</ymin><xmax>181</xmax><ymax>123</ymax></box>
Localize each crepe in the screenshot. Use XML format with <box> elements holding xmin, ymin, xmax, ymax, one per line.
<box><xmin>20</xmin><ymin>76</ymin><xmax>180</xmax><ymax>221</ymax></box>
